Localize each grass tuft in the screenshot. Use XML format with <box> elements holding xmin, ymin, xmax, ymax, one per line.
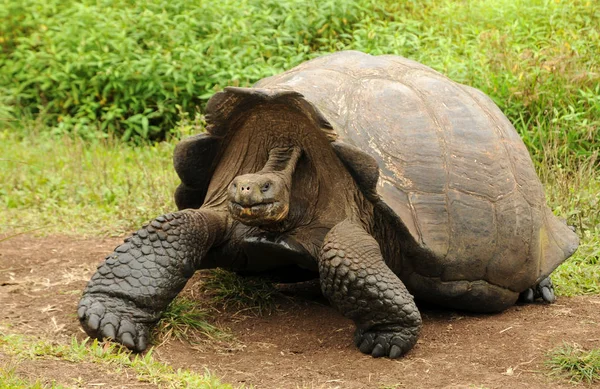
<box><xmin>201</xmin><ymin>269</ymin><xmax>280</xmax><ymax>315</ymax></box>
<box><xmin>546</xmin><ymin>343</ymin><xmax>600</xmax><ymax>384</ymax></box>
<box><xmin>0</xmin><ymin>364</ymin><xmax>66</xmax><ymax>389</ymax></box>
<box><xmin>153</xmin><ymin>296</ymin><xmax>232</xmax><ymax>344</ymax></box>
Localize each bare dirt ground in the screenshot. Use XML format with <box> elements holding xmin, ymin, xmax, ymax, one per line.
<box><xmin>1</xmin><ymin>234</ymin><xmax>599</xmax><ymax>388</ymax></box>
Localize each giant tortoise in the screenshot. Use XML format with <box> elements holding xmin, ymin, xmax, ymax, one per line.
<box><xmin>78</xmin><ymin>51</ymin><xmax>579</xmax><ymax>358</ymax></box>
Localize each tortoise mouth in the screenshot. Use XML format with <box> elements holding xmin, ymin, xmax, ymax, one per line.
<box><xmin>228</xmin><ymin>201</ymin><xmax>289</xmax><ymax>226</ymax></box>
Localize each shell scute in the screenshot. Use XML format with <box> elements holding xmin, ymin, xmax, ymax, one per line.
<box><xmin>409</xmin><ymin>192</ymin><xmax>449</xmax><ymax>265</ymax></box>
<box><xmin>442</xmin><ymin>190</ymin><xmax>496</xmax><ymax>282</ymax></box>
<box><xmin>406</xmin><ymin>74</ymin><xmax>516</xmax><ymax>201</ymax></box>
<box><xmin>487</xmin><ymin>190</ymin><xmax>534</xmax><ymax>289</ymax></box>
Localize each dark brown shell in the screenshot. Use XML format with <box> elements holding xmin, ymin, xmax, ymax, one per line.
<box><xmin>253</xmin><ymin>51</ymin><xmax>578</xmax><ymax>290</ymax></box>
<box><xmin>187</xmin><ymin>51</ymin><xmax>578</xmax><ymax>292</ymax></box>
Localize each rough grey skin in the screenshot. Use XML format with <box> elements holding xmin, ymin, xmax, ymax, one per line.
<box><xmin>79</xmin><ymin>51</ymin><xmax>579</xmax><ymax>359</ymax></box>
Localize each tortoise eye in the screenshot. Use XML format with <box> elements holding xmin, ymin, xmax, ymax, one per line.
<box><xmin>261</xmin><ymin>183</ymin><xmax>270</xmax><ymax>192</ymax></box>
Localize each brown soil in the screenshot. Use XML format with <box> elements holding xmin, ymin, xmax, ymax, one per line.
<box><xmin>1</xmin><ymin>234</ymin><xmax>598</xmax><ymax>388</ymax></box>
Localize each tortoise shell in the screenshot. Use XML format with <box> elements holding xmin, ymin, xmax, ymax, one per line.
<box><xmin>175</xmin><ymin>51</ymin><xmax>578</xmax><ymax>295</ymax></box>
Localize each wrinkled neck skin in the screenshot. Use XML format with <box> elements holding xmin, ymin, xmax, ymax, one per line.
<box><xmin>261</xmin><ymin>146</ymin><xmax>302</xmax><ymax>173</ymax></box>
<box><xmin>202</xmin><ymin>103</ymin><xmax>374</xmax><ymax>255</ymax></box>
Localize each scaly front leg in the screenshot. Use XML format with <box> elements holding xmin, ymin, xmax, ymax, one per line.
<box><xmin>319</xmin><ymin>220</ymin><xmax>421</xmax><ymax>358</ymax></box>
<box><xmin>78</xmin><ymin>209</ymin><xmax>227</xmax><ymax>351</ymax></box>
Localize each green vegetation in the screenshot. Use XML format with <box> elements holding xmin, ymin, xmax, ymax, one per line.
<box><xmin>1</xmin><ymin>0</ymin><xmax>598</xmax><ymax>152</ymax></box>
<box><xmin>546</xmin><ymin>343</ymin><xmax>600</xmax><ymax>384</ymax></box>
<box><xmin>547</xmin><ymin>158</ymin><xmax>600</xmax><ymax>297</ymax></box>
<box><xmin>0</xmin><ymin>1</ymin><xmax>598</xmax><ymax>292</ymax></box>
<box><xmin>0</xmin><ymin>333</ymin><xmax>234</xmax><ymax>388</ymax></box>
<box><xmin>0</xmin><ymin>365</ymin><xmax>66</xmax><ymax>389</ymax></box>
<box><xmin>0</xmin><ymin>129</ymin><xmax>178</xmax><ymax>236</ymax></box>
<box><xmin>201</xmin><ymin>269</ymin><xmax>280</xmax><ymax>315</ymax></box>
<box><xmin>154</xmin><ymin>296</ymin><xmax>231</xmax><ymax>343</ymax></box>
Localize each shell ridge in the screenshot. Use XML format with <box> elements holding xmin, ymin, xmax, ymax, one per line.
<box><xmin>343</xmin><ymin>75</ymin><xmax>361</xmax><ymax>136</ymax></box>
<box><xmin>391</xmin><ymin>185</ymin><xmax>514</xmax><ymax>203</ymax></box>
<box><xmin>395</xmin><ymin>78</ymin><xmax>452</xmax><ymax>260</ymax></box>
<box><xmin>407</xmin><ymin>193</ymin><xmax>425</xmax><ymax>246</ymax></box>
<box><xmin>381</xmin><ymin>55</ymin><xmax>448</xmax><ymax>78</ymax></box>
<box><xmin>538</xmin><ymin>208</ymin><xmax>579</xmax><ymax>279</ymax></box>
<box><xmin>415</xmin><ymin>275</ymin><xmax>521</xmax><ymax>293</ymax></box>
<box><xmin>347</xmin><ymin>87</ymin><xmax>426</xmax><ymax>245</ymax></box>
<box><xmin>483</xmin><ymin>200</ymin><xmax>498</xmax><ymax>281</ymax></box>
<box><xmin>458</xmin><ymin>83</ymin><xmax>540</xmax><ymax>275</ymax></box>
<box><xmin>316</xmin><ymin>66</ymin><xmax>361</xmax><ymax>81</ymax></box>
<box><xmin>206</xmin><ymin>87</ymin><xmax>339</xmax><ymax>143</ymax></box>
<box><xmin>456</xmin><ymin>84</ymin><xmax>530</xmax><ymax>204</ymax></box>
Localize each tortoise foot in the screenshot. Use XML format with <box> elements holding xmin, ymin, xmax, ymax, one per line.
<box><xmin>354</xmin><ymin>325</ymin><xmax>418</xmax><ymax>359</ymax></box>
<box><xmin>78</xmin><ymin>294</ymin><xmax>154</xmax><ymax>352</ymax></box>
<box><xmin>519</xmin><ymin>277</ymin><xmax>555</xmax><ymax>304</ymax></box>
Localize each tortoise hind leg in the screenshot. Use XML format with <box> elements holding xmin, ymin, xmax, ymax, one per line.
<box><xmin>519</xmin><ymin>276</ymin><xmax>555</xmax><ymax>303</ymax></box>
<box><xmin>318</xmin><ymin>220</ymin><xmax>421</xmax><ymax>358</ymax></box>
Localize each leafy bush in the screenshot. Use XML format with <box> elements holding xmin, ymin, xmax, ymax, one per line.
<box><xmin>1</xmin><ymin>0</ymin><xmax>598</xmax><ymax>162</ymax></box>
<box><xmin>0</xmin><ymin>0</ymin><xmax>383</xmax><ymax>140</ymax></box>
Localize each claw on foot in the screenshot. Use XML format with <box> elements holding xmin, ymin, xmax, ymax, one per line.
<box><xmin>77</xmin><ymin>295</ymin><xmax>153</xmax><ymax>352</ymax></box>
<box><xmin>519</xmin><ymin>276</ymin><xmax>556</xmax><ymax>304</ymax></box>
<box><xmin>354</xmin><ymin>326</ymin><xmax>418</xmax><ymax>359</ymax></box>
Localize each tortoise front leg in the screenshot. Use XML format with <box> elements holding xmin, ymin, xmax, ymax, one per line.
<box><xmin>319</xmin><ymin>220</ymin><xmax>421</xmax><ymax>358</ymax></box>
<box><xmin>78</xmin><ymin>209</ymin><xmax>227</xmax><ymax>351</ymax></box>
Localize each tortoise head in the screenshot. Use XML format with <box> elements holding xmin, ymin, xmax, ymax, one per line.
<box><xmin>227</xmin><ymin>171</ymin><xmax>290</xmax><ymax>225</ymax></box>
<box><xmin>227</xmin><ymin>146</ymin><xmax>301</xmax><ymax>226</ymax></box>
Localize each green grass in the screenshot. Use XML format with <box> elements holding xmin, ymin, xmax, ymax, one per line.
<box><xmin>543</xmin><ymin>154</ymin><xmax>600</xmax><ymax>297</ymax></box>
<box><xmin>546</xmin><ymin>343</ymin><xmax>600</xmax><ymax>384</ymax></box>
<box><xmin>153</xmin><ymin>296</ymin><xmax>232</xmax><ymax>344</ymax></box>
<box><xmin>554</xmin><ymin>252</ymin><xmax>600</xmax><ymax>297</ymax></box>
<box><xmin>0</xmin><ymin>332</ymin><xmax>234</xmax><ymax>388</ymax></box>
<box><xmin>201</xmin><ymin>270</ymin><xmax>280</xmax><ymax>315</ymax></box>
<box><xmin>0</xmin><ymin>128</ymin><xmax>178</xmax><ymax>236</ymax></box>
<box><xmin>0</xmin><ymin>364</ymin><xmax>67</xmax><ymax>389</ymax></box>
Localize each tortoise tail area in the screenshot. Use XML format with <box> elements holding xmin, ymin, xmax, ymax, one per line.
<box><xmin>536</xmin><ymin>207</ymin><xmax>579</xmax><ymax>283</ymax></box>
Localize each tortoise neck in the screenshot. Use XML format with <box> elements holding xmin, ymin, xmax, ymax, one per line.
<box><xmin>260</xmin><ymin>146</ymin><xmax>302</xmax><ymax>175</ymax></box>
